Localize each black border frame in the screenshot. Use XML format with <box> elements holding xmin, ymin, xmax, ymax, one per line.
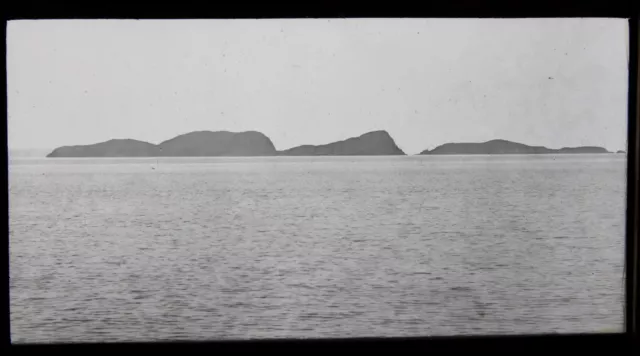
<box><xmin>626</xmin><ymin>9</ymin><xmax>639</xmax><ymax>345</ymax></box>
<box><xmin>3</xmin><ymin>0</ymin><xmax>639</xmax><ymax>353</ymax></box>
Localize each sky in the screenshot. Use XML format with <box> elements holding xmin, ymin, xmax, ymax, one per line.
<box><xmin>7</xmin><ymin>18</ymin><xmax>629</xmax><ymax>154</ymax></box>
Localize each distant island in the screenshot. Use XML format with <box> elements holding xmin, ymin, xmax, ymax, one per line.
<box><xmin>46</xmin><ymin>130</ymin><xmax>405</xmax><ymax>157</ymax></box>
<box><xmin>47</xmin><ymin>131</ymin><xmax>277</xmax><ymax>157</ymax></box>
<box><xmin>419</xmin><ymin>139</ymin><xmax>610</xmax><ymax>155</ymax></box>
<box><xmin>278</xmin><ymin>130</ymin><xmax>405</xmax><ymax>156</ymax></box>
<box><xmin>156</xmin><ymin>131</ymin><xmax>276</xmax><ymax>157</ymax></box>
<box><xmin>45</xmin><ymin>133</ymin><xmax>615</xmax><ymax>158</ymax></box>
<box><xmin>617</xmin><ymin>150</ymin><xmax>626</xmax><ymax>154</ymax></box>
<box><xmin>47</xmin><ymin>139</ymin><xmax>162</xmax><ymax>158</ymax></box>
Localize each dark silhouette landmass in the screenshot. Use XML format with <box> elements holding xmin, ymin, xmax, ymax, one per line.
<box><xmin>46</xmin><ymin>133</ymin><xmax>612</xmax><ymax>158</ymax></box>
<box><xmin>617</xmin><ymin>150</ymin><xmax>626</xmax><ymax>154</ymax></box>
<box><xmin>278</xmin><ymin>130</ymin><xmax>405</xmax><ymax>156</ymax></box>
<box><xmin>46</xmin><ymin>139</ymin><xmax>161</xmax><ymax>158</ymax></box>
<box><xmin>46</xmin><ymin>130</ymin><xmax>405</xmax><ymax>157</ymax></box>
<box><xmin>419</xmin><ymin>139</ymin><xmax>610</xmax><ymax>155</ymax></box>
<box><xmin>157</xmin><ymin>131</ymin><xmax>276</xmax><ymax>156</ymax></box>
<box><xmin>47</xmin><ymin>131</ymin><xmax>276</xmax><ymax>158</ymax></box>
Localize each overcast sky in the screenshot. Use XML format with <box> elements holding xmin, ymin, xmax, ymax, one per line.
<box><xmin>7</xmin><ymin>18</ymin><xmax>629</xmax><ymax>154</ymax></box>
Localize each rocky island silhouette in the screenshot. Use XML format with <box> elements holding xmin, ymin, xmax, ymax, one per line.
<box><xmin>46</xmin><ymin>132</ymin><xmax>610</xmax><ymax>157</ymax></box>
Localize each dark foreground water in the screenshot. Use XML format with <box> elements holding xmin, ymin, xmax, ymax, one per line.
<box><xmin>9</xmin><ymin>155</ymin><xmax>626</xmax><ymax>343</ymax></box>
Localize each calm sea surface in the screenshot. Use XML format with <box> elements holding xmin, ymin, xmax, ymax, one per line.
<box><xmin>9</xmin><ymin>155</ymin><xmax>627</xmax><ymax>343</ymax></box>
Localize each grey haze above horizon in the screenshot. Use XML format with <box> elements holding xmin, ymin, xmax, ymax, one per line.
<box><xmin>7</xmin><ymin>18</ymin><xmax>629</xmax><ymax>155</ymax></box>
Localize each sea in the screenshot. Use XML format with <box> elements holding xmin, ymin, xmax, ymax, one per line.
<box><xmin>9</xmin><ymin>154</ymin><xmax>627</xmax><ymax>343</ymax></box>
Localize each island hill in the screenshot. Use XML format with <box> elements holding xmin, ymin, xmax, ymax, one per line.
<box><xmin>46</xmin><ymin>132</ymin><xmax>612</xmax><ymax>158</ymax></box>
<box><xmin>46</xmin><ymin>130</ymin><xmax>406</xmax><ymax>157</ymax></box>
<box><xmin>419</xmin><ymin>139</ymin><xmax>610</xmax><ymax>155</ymax></box>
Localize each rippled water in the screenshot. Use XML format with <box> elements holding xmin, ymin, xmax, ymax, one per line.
<box><xmin>9</xmin><ymin>155</ymin><xmax>626</xmax><ymax>343</ymax></box>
